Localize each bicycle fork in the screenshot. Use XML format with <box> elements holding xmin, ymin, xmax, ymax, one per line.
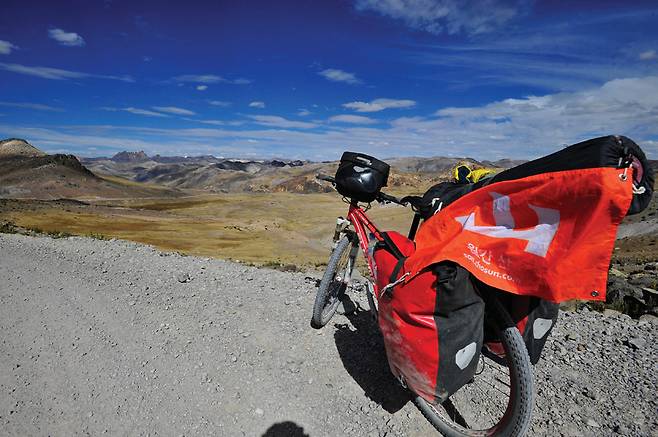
<box><xmin>332</xmin><ymin>217</ymin><xmax>358</xmax><ymax>285</ymax></box>
<box><xmin>332</xmin><ymin>217</ymin><xmax>351</xmax><ymax>245</ymax></box>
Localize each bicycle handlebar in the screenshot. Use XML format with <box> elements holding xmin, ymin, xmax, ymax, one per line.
<box><xmin>316</xmin><ymin>174</ymin><xmax>336</xmax><ymax>183</ymax></box>
<box><xmin>377</xmin><ymin>192</ymin><xmax>404</xmax><ymax>205</ymax></box>
<box><xmin>315</xmin><ymin>173</ymin><xmax>410</xmax><ymax>207</ymax></box>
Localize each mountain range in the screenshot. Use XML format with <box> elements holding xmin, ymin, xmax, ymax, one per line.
<box><xmin>2</xmin><ymin>138</ymin><xmax>656</xmax><ymax>201</ymax></box>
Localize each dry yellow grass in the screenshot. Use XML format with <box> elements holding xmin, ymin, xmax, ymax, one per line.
<box><xmin>3</xmin><ymin>192</ymin><xmax>417</xmax><ymax>268</ymax></box>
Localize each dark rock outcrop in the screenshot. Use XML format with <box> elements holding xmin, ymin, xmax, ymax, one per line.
<box><xmin>111</xmin><ymin>151</ymin><xmax>149</xmax><ymax>163</ymax></box>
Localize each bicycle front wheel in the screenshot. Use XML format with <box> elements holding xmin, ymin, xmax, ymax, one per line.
<box><xmin>413</xmin><ymin>294</ymin><xmax>534</xmax><ymax>436</ymax></box>
<box><xmin>310</xmin><ymin>236</ymin><xmax>356</xmax><ymax>329</ymax></box>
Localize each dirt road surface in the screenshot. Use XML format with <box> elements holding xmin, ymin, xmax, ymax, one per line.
<box><xmin>1</xmin><ymin>234</ymin><xmax>656</xmax><ymax>436</ymax></box>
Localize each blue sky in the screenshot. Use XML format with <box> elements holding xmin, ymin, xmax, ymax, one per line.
<box><xmin>1</xmin><ymin>0</ymin><xmax>657</xmax><ymax>160</ymax></box>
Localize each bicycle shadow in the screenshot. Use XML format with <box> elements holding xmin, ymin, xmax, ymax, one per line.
<box><xmin>332</xmin><ymin>295</ymin><xmax>410</xmax><ymax>414</ymax></box>
<box><xmin>261</xmin><ymin>421</ymin><xmax>309</xmax><ymax>437</ymax></box>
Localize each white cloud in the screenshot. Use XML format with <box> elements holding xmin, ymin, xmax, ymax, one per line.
<box><xmin>249</xmin><ymin>115</ymin><xmax>318</xmax><ymax>129</ymax></box>
<box><xmin>639</xmin><ymin>50</ymin><xmax>657</xmax><ymax>61</ymax></box>
<box><xmin>209</xmin><ymin>100</ymin><xmax>231</xmax><ymax>107</ymax></box>
<box><xmin>101</xmin><ymin>107</ymin><xmax>169</xmax><ymax>117</ymax></box>
<box><xmin>152</xmin><ymin>106</ymin><xmax>195</xmax><ymax>116</ymax></box>
<box><xmin>196</xmin><ymin>85</ymin><xmax>208</xmax><ymax>91</ymax></box>
<box><xmin>173</xmin><ymin>74</ymin><xmax>251</xmax><ymax>85</ymax></box>
<box><xmin>48</xmin><ymin>28</ymin><xmax>86</xmax><ymax>47</ymax></box>
<box><xmin>0</xmin><ymin>40</ymin><xmax>18</xmax><ymax>55</ymax></box>
<box><xmin>196</xmin><ymin>119</ymin><xmax>244</xmax><ymax>127</ymax></box>
<box><xmin>197</xmin><ymin>119</ymin><xmax>226</xmax><ymax>126</ymax></box>
<box><xmin>343</xmin><ymin>98</ymin><xmax>416</xmax><ymax>112</ymax></box>
<box><xmin>318</xmin><ymin>68</ymin><xmax>361</xmax><ymax>84</ymax></box>
<box><xmin>0</xmin><ymin>101</ymin><xmax>63</xmax><ymax>112</ymax></box>
<box><xmin>298</xmin><ymin>109</ymin><xmax>311</xmax><ymax>116</ymax></box>
<box><xmin>354</xmin><ymin>0</ymin><xmax>526</xmax><ymax>35</ymax></box>
<box><xmin>4</xmin><ymin>76</ymin><xmax>657</xmax><ymax>160</ymax></box>
<box><xmin>329</xmin><ymin>114</ymin><xmax>377</xmax><ymax>124</ymax></box>
<box><xmin>0</xmin><ymin>62</ymin><xmax>133</xmax><ymax>82</ymax></box>
<box><xmin>174</xmin><ymin>74</ymin><xmax>223</xmax><ymax>83</ymax></box>
<box><xmin>249</xmin><ymin>101</ymin><xmax>266</xmax><ymax>109</ymax></box>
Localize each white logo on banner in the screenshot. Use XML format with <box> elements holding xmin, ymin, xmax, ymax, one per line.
<box><xmin>455</xmin><ymin>192</ymin><xmax>560</xmax><ymax>257</ymax></box>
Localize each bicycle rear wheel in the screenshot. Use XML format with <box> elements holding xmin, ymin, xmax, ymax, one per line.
<box><xmin>310</xmin><ymin>236</ymin><xmax>357</xmax><ymax>328</ymax></box>
<box><xmin>413</xmin><ymin>294</ymin><xmax>534</xmax><ymax>436</ymax></box>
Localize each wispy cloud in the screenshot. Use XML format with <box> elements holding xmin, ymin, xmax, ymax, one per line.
<box><xmin>196</xmin><ymin>85</ymin><xmax>208</xmax><ymax>91</ymax></box>
<box><xmin>209</xmin><ymin>100</ymin><xmax>231</xmax><ymax>107</ymax></box>
<box><xmin>0</xmin><ymin>101</ymin><xmax>64</xmax><ymax>112</ymax></box>
<box><xmin>249</xmin><ymin>115</ymin><xmax>318</xmax><ymax>129</ymax></box>
<box><xmin>196</xmin><ymin>119</ymin><xmax>244</xmax><ymax>126</ymax></box>
<box><xmin>0</xmin><ymin>40</ymin><xmax>18</xmax><ymax>55</ymax></box>
<box><xmin>101</xmin><ymin>107</ymin><xmax>169</xmax><ymax>117</ymax></box>
<box><xmin>0</xmin><ymin>62</ymin><xmax>134</xmax><ymax>82</ymax></box>
<box><xmin>406</xmin><ymin>13</ymin><xmax>658</xmax><ymax>92</ymax></box>
<box><xmin>151</xmin><ymin>106</ymin><xmax>195</xmax><ymax>116</ymax></box>
<box><xmin>640</xmin><ymin>49</ymin><xmax>657</xmax><ymax>61</ymax></box>
<box><xmin>409</xmin><ymin>44</ymin><xmax>655</xmax><ymax>91</ymax></box>
<box><xmin>354</xmin><ymin>0</ymin><xmax>528</xmax><ymax>36</ymax></box>
<box><xmin>249</xmin><ymin>101</ymin><xmax>266</xmax><ymax>109</ymax></box>
<box><xmin>329</xmin><ymin>114</ymin><xmax>377</xmax><ymax>124</ymax></box>
<box><xmin>343</xmin><ymin>98</ymin><xmax>415</xmax><ymax>112</ymax></box>
<box><xmin>48</xmin><ymin>28</ymin><xmax>86</xmax><ymax>47</ymax></box>
<box><xmin>172</xmin><ymin>74</ymin><xmax>251</xmax><ymax>85</ymax></box>
<box><xmin>298</xmin><ymin>109</ymin><xmax>311</xmax><ymax>116</ymax></box>
<box><xmin>318</xmin><ymin>68</ymin><xmax>361</xmax><ymax>84</ymax></box>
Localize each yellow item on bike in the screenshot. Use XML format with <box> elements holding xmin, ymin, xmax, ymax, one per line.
<box><xmin>469</xmin><ymin>168</ymin><xmax>497</xmax><ymax>183</ymax></box>
<box><xmin>453</xmin><ymin>164</ymin><xmax>497</xmax><ymax>184</ymax></box>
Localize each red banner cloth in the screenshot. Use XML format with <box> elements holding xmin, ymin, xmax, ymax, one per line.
<box><xmin>405</xmin><ymin>167</ymin><xmax>633</xmax><ymax>303</ymax></box>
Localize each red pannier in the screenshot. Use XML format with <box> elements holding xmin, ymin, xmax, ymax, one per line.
<box><xmin>475</xmin><ymin>279</ymin><xmax>559</xmax><ymax>365</ymax></box>
<box><xmin>373</xmin><ymin>232</ymin><xmax>485</xmax><ymax>403</ymax></box>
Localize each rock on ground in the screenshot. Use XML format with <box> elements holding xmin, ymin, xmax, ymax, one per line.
<box><xmin>0</xmin><ymin>233</ymin><xmax>657</xmax><ymax>436</ymax></box>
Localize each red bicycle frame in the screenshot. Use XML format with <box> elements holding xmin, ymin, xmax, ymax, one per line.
<box><xmin>347</xmin><ymin>204</ymin><xmax>386</xmax><ymax>285</ymax></box>
<box><xmin>342</xmin><ymin>201</ymin><xmax>420</xmax><ymax>296</ymax></box>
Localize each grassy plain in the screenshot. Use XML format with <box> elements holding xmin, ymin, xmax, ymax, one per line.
<box><xmin>1</xmin><ymin>193</ymin><xmax>417</xmax><ymax>268</ymax></box>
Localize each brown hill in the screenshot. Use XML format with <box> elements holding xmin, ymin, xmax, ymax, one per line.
<box><xmin>0</xmin><ymin>139</ymin><xmax>180</xmax><ymax>200</ymax></box>
<box><xmin>0</xmin><ymin>138</ymin><xmax>46</xmax><ymax>158</ymax></box>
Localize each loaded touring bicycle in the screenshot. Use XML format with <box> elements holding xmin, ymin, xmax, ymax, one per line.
<box><xmin>310</xmin><ymin>136</ymin><xmax>653</xmax><ymax>436</ymax></box>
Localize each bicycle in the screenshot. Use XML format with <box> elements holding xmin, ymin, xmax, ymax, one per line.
<box><xmin>310</xmin><ymin>172</ymin><xmax>534</xmax><ymax>437</ymax></box>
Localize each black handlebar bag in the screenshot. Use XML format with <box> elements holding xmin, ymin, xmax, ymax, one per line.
<box><xmin>334</xmin><ymin>152</ymin><xmax>390</xmax><ymax>203</ymax></box>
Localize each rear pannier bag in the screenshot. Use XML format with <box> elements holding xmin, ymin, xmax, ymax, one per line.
<box><xmin>417</xmin><ymin>135</ymin><xmax>654</xmax><ymax>218</ymax></box>
<box><xmin>475</xmin><ymin>279</ymin><xmax>559</xmax><ymax>364</ymax></box>
<box><xmin>374</xmin><ymin>233</ymin><xmax>484</xmax><ymax>403</ymax></box>
<box><xmin>335</xmin><ymin>151</ymin><xmax>390</xmax><ymax>203</ymax></box>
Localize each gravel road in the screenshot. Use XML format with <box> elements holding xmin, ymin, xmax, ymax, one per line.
<box><xmin>1</xmin><ymin>233</ymin><xmax>656</xmax><ymax>436</ymax></box>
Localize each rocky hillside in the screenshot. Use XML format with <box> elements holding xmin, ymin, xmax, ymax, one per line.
<box><xmin>0</xmin><ymin>139</ymin><xmax>180</xmax><ymax>200</ymax></box>
<box><xmin>0</xmin><ymin>138</ymin><xmax>46</xmax><ymax>158</ymax></box>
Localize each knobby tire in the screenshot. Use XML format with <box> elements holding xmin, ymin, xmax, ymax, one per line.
<box><xmin>413</xmin><ymin>294</ymin><xmax>534</xmax><ymax>437</ymax></box>
<box><xmin>310</xmin><ymin>236</ymin><xmax>353</xmax><ymax>328</ymax></box>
